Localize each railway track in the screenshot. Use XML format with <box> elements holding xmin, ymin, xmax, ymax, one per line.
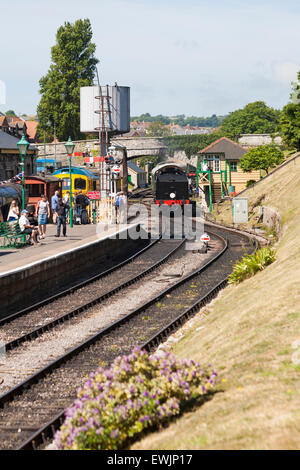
<box><xmin>0</xmin><ymin>237</ymin><xmax>189</xmax><ymax>351</ymax></box>
<box><xmin>0</xmin><ymin>229</ymin><xmax>162</xmax><ymax>330</ymax></box>
<box><xmin>0</xmin><ymin>224</ymin><xmax>255</xmax><ymax>450</ymax></box>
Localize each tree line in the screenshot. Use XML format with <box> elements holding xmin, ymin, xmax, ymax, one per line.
<box><xmin>131</xmin><ymin>113</ymin><xmax>225</xmax><ymax>128</ymax></box>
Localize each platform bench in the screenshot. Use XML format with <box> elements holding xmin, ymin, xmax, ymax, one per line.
<box><xmin>0</xmin><ymin>221</ymin><xmax>27</xmax><ymax>248</ymax></box>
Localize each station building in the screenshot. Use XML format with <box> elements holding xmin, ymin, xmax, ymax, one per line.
<box><xmin>128</xmin><ymin>161</ymin><xmax>146</xmax><ymax>189</ymax></box>
<box><xmin>197</xmin><ymin>136</ymin><xmax>260</xmax><ymax>204</ymax></box>
<box><xmin>0</xmin><ymin>130</ymin><xmax>36</xmax><ymax>180</ymax></box>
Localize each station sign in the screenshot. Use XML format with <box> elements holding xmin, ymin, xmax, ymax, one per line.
<box><xmin>87</xmin><ymin>191</ymin><xmax>101</xmax><ymax>200</ymax></box>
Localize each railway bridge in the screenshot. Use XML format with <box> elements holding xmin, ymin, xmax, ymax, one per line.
<box><xmin>35</xmin><ymin>136</ymin><xmax>169</xmax><ymax>166</ymax></box>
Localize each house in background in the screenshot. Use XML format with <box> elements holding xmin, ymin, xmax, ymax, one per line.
<box><xmin>0</xmin><ymin>130</ymin><xmax>36</xmax><ymax>180</ymax></box>
<box><xmin>0</xmin><ymin>114</ymin><xmax>39</xmax><ymax>143</ymax></box>
<box><xmin>197</xmin><ymin>137</ymin><xmax>260</xmax><ymax>208</ymax></box>
<box><xmin>25</xmin><ymin>121</ymin><xmax>39</xmax><ymax>143</ymax></box>
<box><xmin>0</xmin><ymin>115</ymin><xmax>9</xmax><ymax>133</ymax></box>
<box><xmin>127</xmin><ymin>161</ymin><xmax>146</xmax><ymax>189</ymax></box>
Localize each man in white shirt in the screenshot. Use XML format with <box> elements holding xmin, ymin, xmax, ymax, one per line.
<box><xmin>119</xmin><ymin>192</ymin><xmax>127</xmax><ymax>224</ymax></box>
<box><xmin>202</xmin><ymin>160</ymin><xmax>209</xmax><ymax>172</ymax></box>
<box><xmin>19</xmin><ymin>210</ymin><xmax>39</xmax><ymax>245</ymax></box>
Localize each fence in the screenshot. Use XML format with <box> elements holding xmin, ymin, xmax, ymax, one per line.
<box><xmin>88</xmin><ymin>197</ymin><xmax>116</xmax><ymax>224</ymax></box>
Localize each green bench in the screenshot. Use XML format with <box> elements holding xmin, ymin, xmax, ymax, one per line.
<box><xmin>0</xmin><ymin>221</ymin><xmax>28</xmax><ymax>248</ymax></box>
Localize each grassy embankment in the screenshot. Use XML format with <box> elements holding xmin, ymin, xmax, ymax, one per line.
<box><xmin>132</xmin><ymin>154</ymin><xmax>300</xmax><ymax>450</ymax></box>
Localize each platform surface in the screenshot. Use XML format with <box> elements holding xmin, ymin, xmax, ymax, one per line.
<box><xmin>0</xmin><ymin>222</ymin><xmax>134</xmax><ymax>275</ymax></box>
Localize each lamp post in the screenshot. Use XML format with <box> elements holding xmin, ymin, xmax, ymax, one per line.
<box><xmin>64</xmin><ymin>136</ymin><xmax>75</xmax><ymax>228</ymax></box>
<box><xmin>17</xmin><ymin>134</ymin><xmax>29</xmax><ymax>210</ymax></box>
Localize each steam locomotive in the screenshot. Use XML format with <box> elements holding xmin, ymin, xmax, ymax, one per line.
<box><xmin>151</xmin><ymin>162</ymin><xmax>195</xmax><ymax>213</ymax></box>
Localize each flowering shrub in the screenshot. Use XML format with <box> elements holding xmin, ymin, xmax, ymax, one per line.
<box><xmin>228</xmin><ymin>246</ymin><xmax>276</xmax><ymax>284</ymax></box>
<box><xmin>55</xmin><ymin>347</ymin><xmax>217</xmax><ymax>450</ymax></box>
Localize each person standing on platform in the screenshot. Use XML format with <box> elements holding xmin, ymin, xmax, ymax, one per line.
<box><xmin>119</xmin><ymin>192</ymin><xmax>127</xmax><ymax>224</ymax></box>
<box><xmin>55</xmin><ymin>198</ymin><xmax>70</xmax><ymax>237</ymax></box>
<box><xmin>51</xmin><ymin>190</ymin><xmax>59</xmax><ymax>223</ymax></box>
<box><xmin>115</xmin><ymin>193</ymin><xmax>121</xmax><ymax>224</ymax></box>
<box><xmin>63</xmin><ymin>191</ymin><xmax>70</xmax><ymax>222</ymax></box>
<box><xmin>37</xmin><ymin>194</ymin><xmax>50</xmax><ymax>239</ymax></box>
<box><xmin>75</xmin><ymin>190</ymin><xmax>88</xmax><ymax>225</ymax></box>
<box><xmin>83</xmin><ymin>193</ymin><xmax>90</xmax><ymax>224</ymax></box>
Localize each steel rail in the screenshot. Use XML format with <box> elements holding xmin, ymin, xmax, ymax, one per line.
<box><xmin>15</xmin><ymin>228</ymin><xmax>258</xmax><ymax>451</ymax></box>
<box><xmin>17</xmin><ymin>252</ymin><xmax>231</xmax><ymax>451</ymax></box>
<box><xmin>0</xmin><ymin>235</ymin><xmax>160</xmax><ymax>327</ymax></box>
<box><xmin>8</xmin><ymin>227</ymin><xmax>256</xmax><ymax>451</ymax></box>
<box><xmin>141</xmin><ymin>277</ymin><xmax>228</xmax><ymax>352</ymax></box>
<box><xmin>8</xmin><ymin>232</ymin><xmax>231</xmax><ymax>450</ymax></box>
<box><xmin>3</xmin><ymin>238</ymin><xmax>186</xmax><ymax>352</ymax></box>
<box><xmin>18</xmin><ymin>279</ymin><xmax>231</xmax><ymax>451</ymax></box>
<box><xmin>0</xmin><ymin>231</ymin><xmax>227</xmax><ymax>412</ymax></box>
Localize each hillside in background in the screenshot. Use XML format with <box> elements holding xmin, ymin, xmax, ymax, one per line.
<box><xmin>131</xmin><ymin>113</ymin><xmax>225</xmax><ymax>128</ymax></box>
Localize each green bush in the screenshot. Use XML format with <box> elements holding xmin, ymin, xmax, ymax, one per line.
<box><xmin>55</xmin><ymin>348</ymin><xmax>217</xmax><ymax>450</ymax></box>
<box><xmin>246</xmin><ymin>179</ymin><xmax>256</xmax><ymax>188</ymax></box>
<box><xmin>228</xmin><ymin>247</ymin><xmax>276</xmax><ymax>284</ymax></box>
<box><xmin>162</xmin><ymin>134</ymin><xmax>223</xmax><ymax>158</ymax></box>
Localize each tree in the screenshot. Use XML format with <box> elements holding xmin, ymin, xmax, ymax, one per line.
<box><xmin>147</xmin><ymin>121</ymin><xmax>171</xmax><ymax>137</ymax></box>
<box><xmin>132</xmin><ymin>155</ymin><xmax>160</xmax><ymax>167</ymax></box>
<box><xmin>6</xmin><ymin>110</ymin><xmax>16</xmax><ymax>116</ymax></box>
<box><xmin>240</xmin><ymin>144</ymin><xmax>284</xmax><ymax>174</ymax></box>
<box><xmin>37</xmin><ymin>19</ymin><xmax>99</xmax><ymax>141</ymax></box>
<box><xmin>220</xmin><ymin>101</ymin><xmax>281</xmax><ymax>139</ymax></box>
<box><xmin>162</xmin><ymin>133</ymin><xmax>223</xmax><ymax>158</ymax></box>
<box><xmin>280</xmin><ymin>76</ymin><xmax>300</xmax><ymax>150</ymax></box>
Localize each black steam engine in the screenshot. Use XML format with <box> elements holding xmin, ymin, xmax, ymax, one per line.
<box><xmin>151</xmin><ymin>162</ymin><xmax>193</xmax><ymax>209</ymax></box>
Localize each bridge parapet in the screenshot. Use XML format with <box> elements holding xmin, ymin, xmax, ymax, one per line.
<box><xmin>35</xmin><ymin>136</ymin><xmax>169</xmax><ymax>166</ymax></box>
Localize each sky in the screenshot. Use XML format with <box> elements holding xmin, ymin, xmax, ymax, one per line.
<box><xmin>1</xmin><ymin>0</ymin><xmax>300</xmax><ymax>117</ymax></box>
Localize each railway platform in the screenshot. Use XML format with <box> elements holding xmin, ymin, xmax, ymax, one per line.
<box><xmin>0</xmin><ymin>223</ymin><xmax>115</xmax><ymax>274</ymax></box>
<box><xmin>0</xmin><ymin>220</ymin><xmax>146</xmax><ymax>318</ymax></box>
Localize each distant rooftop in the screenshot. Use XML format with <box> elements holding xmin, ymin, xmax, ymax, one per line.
<box><xmin>0</xmin><ymin>130</ymin><xmax>35</xmax><ymax>151</ymax></box>
<box><xmin>128</xmin><ymin>161</ymin><xmax>145</xmax><ymax>174</ymax></box>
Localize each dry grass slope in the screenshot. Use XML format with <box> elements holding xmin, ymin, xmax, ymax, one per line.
<box><xmin>132</xmin><ymin>157</ymin><xmax>300</xmax><ymax>450</ymax></box>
